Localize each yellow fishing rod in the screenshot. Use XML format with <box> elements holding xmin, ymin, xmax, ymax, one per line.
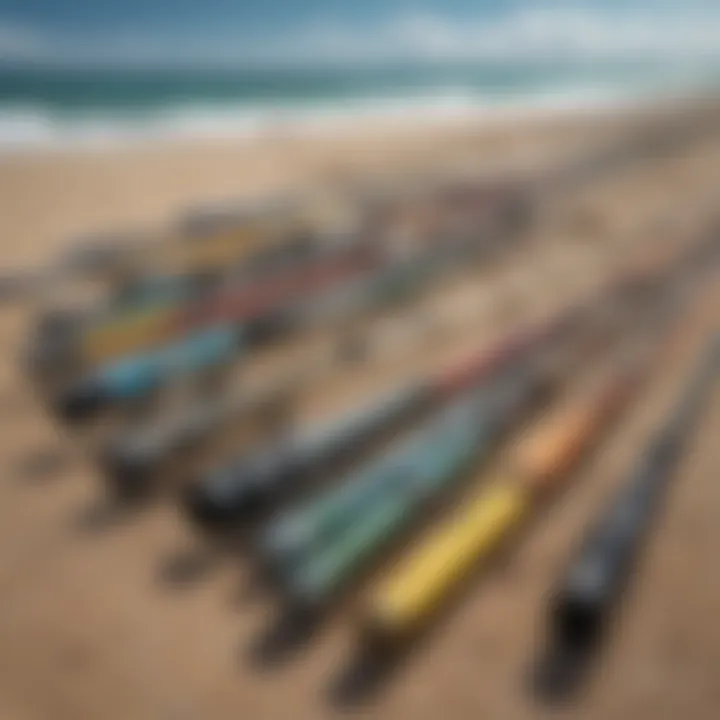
<box><xmin>157</xmin><ymin>193</ymin><xmax>356</xmax><ymax>277</ymax></box>
<box><xmin>80</xmin><ymin>199</ymin><xmax>342</xmax><ymax>364</ymax></box>
<box><xmin>40</xmin><ymin>177</ymin><xmax>511</xmax><ymax>372</ymax></box>
<box><xmin>27</xmin><ymin>190</ymin><xmax>360</xmax><ymax>375</ymax></box>
<box><xmin>354</xmin><ymin>278</ymin><xmax>700</xmax><ymax>647</ymax></box>
<box><xmin>359</xmin><ymin>359</ymin><xmax>639</xmax><ymax>643</ymax></box>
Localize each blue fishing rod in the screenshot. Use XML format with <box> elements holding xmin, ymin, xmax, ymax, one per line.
<box><xmin>532</xmin><ymin>332</ymin><xmax>720</xmax><ymax>700</ymax></box>
<box><xmin>53</xmin><ymin>193</ymin><xmax>530</xmax><ymax>425</ymax></box>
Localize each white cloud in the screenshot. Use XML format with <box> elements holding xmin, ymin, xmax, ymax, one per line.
<box><xmin>355</xmin><ymin>8</ymin><xmax>720</xmax><ymax>63</ymax></box>
<box><xmin>1</xmin><ymin>6</ymin><xmax>720</xmax><ymax>67</ymax></box>
<box><xmin>222</xmin><ymin>7</ymin><xmax>720</xmax><ymax>66</ymax></box>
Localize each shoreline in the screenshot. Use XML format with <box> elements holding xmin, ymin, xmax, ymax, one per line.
<box><xmin>0</xmin><ymin>85</ymin><xmax>652</xmax><ymax>157</ymax></box>
<box><xmin>0</xmin><ymin>92</ymin><xmax>715</xmax><ymax>269</ymax></box>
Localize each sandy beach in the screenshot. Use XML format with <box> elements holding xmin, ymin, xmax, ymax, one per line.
<box><xmin>0</xmin><ymin>104</ymin><xmax>718</xmax><ymax>720</ymax></box>
<box><xmin>0</xmin><ymin>108</ymin><xmax>643</xmax><ymax>265</ymax></box>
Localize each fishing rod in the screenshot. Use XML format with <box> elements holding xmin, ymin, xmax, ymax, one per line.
<box><xmin>181</xmin><ymin>299</ymin><xmax>585</xmax><ymax>528</ymax></box>
<box><xmin>37</xmin><ymin>182</ymin><xmax>369</xmax><ymax>330</ymax></box>
<box><xmin>101</xmin><ymin>236</ymin><xmax>545</xmax><ymax>497</ymax></box>
<box><xmin>327</xmin><ymin>290</ymin><xmax>707</xmax><ymax>705</ymax></box>
<box><xmin>176</xmin><ymin>183</ymin><xmax>519</xmax><ymax>334</ymax></box>
<box><xmin>351</xmin><ymin>273</ymin><xmax>700</xmax><ymax>651</ymax></box>
<box><xmin>98</xmin><ymin>190</ymin><xmax>545</xmax><ymax>496</ymax></box>
<box><xmin>48</xmin><ymin>238</ymin><xmax>388</xmax><ymax>416</ymax></box>
<box><xmin>171</xmin><ymin>226</ymin><xmax>719</xmax><ymax>522</ymax></box>
<box><xmin>25</xmin><ymin>174</ymin><xmax>465</xmax><ymax>337</ymax></box>
<box><xmin>27</xmin><ymin>219</ymin><xmax>344</xmax><ymax>374</ymax></box>
<box><xmin>102</xmin><ymin>273</ymin><xmax>511</xmax><ymax>498</ymax></box>
<box><xmin>101</xmin><ymin>220</ymin><xmax>697</xmax><ymax>497</ymax></box>
<box><xmin>252</xmin><ymin>225</ymin><xmax>716</xmax><ymax>584</ymax></box>
<box><xmin>250</xmin><ymin>295</ymin><xmax>627</xmax><ymax>621</ymax></box>
<box><xmin>53</xmin><ymin>189</ymin><xmax>530</xmax><ymax>424</ymax></box>
<box><xmin>264</xmin><ymin>368</ymin><xmax>554</xmax><ymax>606</ymax></box>
<box><xmin>530</xmin><ymin>332</ymin><xmax>720</xmax><ymax>701</ymax></box>
<box><xmin>31</xmin><ymin>228</ymin><xmax>383</xmax><ymax>375</ymax></box>
<box><xmin>250</xmin><ymin>265</ymin><xmax>712</xmax><ymax>670</ymax></box>
<box><xmin>30</xmin><ymin>175</ymin><xmax>524</xmax><ymax>380</ymax></box>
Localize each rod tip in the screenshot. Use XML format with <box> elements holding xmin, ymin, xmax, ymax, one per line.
<box><xmin>54</xmin><ymin>378</ymin><xmax>107</xmax><ymax>423</ymax></box>
<box><xmin>247</xmin><ymin>606</ymin><xmax>320</xmax><ymax>669</ymax></box>
<box><xmin>24</xmin><ymin>326</ymin><xmax>79</xmax><ymax>377</ymax></box>
<box><xmin>183</xmin><ymin>474</ymin><xmax>244</xmax><ymax>529</ymax></box>
<box><xmin>529</xmin><ymin>642</ymin><xmax>588</xmax><ymax>703</ymax></box>
<box><xmin>328</xmin><ymin>646</ymin><xmax>397</xmax><ymax>708</ymax></box>
<box><xmin>530</xmin><ymin>596</ymin><xmax>603</xmax><ymax>702</ymax></box>
<box><xmin>184</xmin><ymin>462</ymin><xmax>272</xmax><ymax>530</ymax></box>
<box><xmin>101</xmin><ymin>442</ymin><xmax>158</xmax><ymax>502</ymax></box>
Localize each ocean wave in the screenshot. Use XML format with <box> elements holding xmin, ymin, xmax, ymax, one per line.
<box><xmin>0</xmin><ymin>81</ymin><xmax>652</xmax><ymax>153</ymax></box>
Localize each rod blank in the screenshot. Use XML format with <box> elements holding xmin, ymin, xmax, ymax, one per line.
<box><xmin>533</xmin><ymin>333</ymin><xmax>720</xmax><ymax>700</ymax></box>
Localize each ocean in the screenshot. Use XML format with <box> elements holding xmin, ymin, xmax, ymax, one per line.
<box><xmin>0</xmin><ymin>59</ymin><xmax>717</xmax><ymax>151</ymax></box>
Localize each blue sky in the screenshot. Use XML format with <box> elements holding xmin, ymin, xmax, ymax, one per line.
<box><xmin>0</xmin><ymin>2</ymin><xmax>541</xmax><ymax>35</ymax></box>
<box><xmin>0</xmin><ymin>1</ymin><xmax>717</xmax><ymax>67</ymax></box>
<box><xmin>0</xmin><ymin>1</ymin><xmax>563</xmax><ymax>49</ymax></box>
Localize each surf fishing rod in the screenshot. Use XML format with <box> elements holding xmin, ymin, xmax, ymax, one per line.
<box><xmin>28</xmin><ymin>220</ymin><xmax>342</xmax><ymax>372</ymax></box>
<box><xmin>101</xmin><ymin>222</ymin><xmax>538</xmax><ymax>496</ymax></box>
<box><xmin>44</xmin><ymin>253</ymin><xmax>414</xmax><ymax>422</ymax></box>
<box><xmin>363</xmin><ymin>367</ymin><xmax>639</xmax><ymax>640</ymax></box>
<box><xmin>181</xmin><ymin>298</ymin><xmax>585</xmax><ymax>528</ymax></box>
<box><xmin>252</xmin><ymin>278</ymin><xmax>710</xmax><ymax>674</ymax></box>
<box><xmin>176</xmin><ymin>185</ymin><xmax>518</xmax><ymax>335</ymax></box>
<box><xmin>531</xmin><ymin>332</ymin><xmax>720</xmax><ymax>701</ymax></box>
<box><xmin>45</xmin><ymin>235</ymin><xmax>388</xmax><ymax>404</ymax></box>
<box><xmin>100</xmin><ymin>222</ymin><xmax>693</xmax><ymax>496</ymax></box>
<box><xmin>27</xmin><ymin>176</ymin><xmax>487</xmax><ymax>338</ymax></box>
<box><xmin>245</xmin><ymin>236</ymin><xmax>720</xmax><ymax>615</ymax></box>
<box><xmin>31</xmin><ymin>184</ymin><xmax>369</xmax><ymax>335</ymax></box>
<box><xmin>251</xmin><ymin>299</ymin><xmax>623</xmax><ymax>615</ymax></box>
<box><xmin>31</xmin><ymin>175</ymin><xmax>524</xmax><ymax>378</ymax></box>
<box><xmin>53</xmin><ymin>190</ymin><xmax>530</xmax><ymax>424</ymax></box>
<box><xmin>102</xmin><ymin>278</ymin><xmax>501</xmax><ymax>498</ymax></box>
<box><xmin>327</xmin><ymin>292</ymin><xmax>704</xmax><ymax>704</ymax></box>
<box><xmin>351</xmin><ymin>275</ymin><xmax>699</xmax><ymax>652</ymax></box>
<box><xmin>158</xmin><ymin>226</ymin><xmax>719</xmax><ymax>515</ymax></box>
<box><xmin>32</xmin><ymin>228</ymin><xmax>383</xmax><ymax>375</ymax></box>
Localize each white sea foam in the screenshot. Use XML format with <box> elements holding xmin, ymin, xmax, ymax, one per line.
<box><xmin>0</xmin><ymin>80</ymin><xmax>655</xmax><ymax>154</ymax></box>
<box><xmin>2</xmin><ymin>3</ymin><xmax>719</xmax><ymax>154</ymax></box>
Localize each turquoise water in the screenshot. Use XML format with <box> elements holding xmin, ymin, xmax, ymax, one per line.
<box><xmin>0</xmin><ymin>59</ymin><xmax>717</xmax><ymax>148</ymax></box>
<box><xmin>0</xmin><ymin>61</ymin><xmax>670</xmax><ymax>110</ymax></box>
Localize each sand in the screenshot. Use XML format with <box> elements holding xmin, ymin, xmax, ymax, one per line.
<box><xmin>0</xmin><ymin>106</ymin><xmax>718</xmax><ymax>720</ymax></box>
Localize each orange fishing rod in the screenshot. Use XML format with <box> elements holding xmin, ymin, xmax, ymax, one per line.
<box><xmin>357</xmin><ymin>349</ymin><xmax>652</xmax><ymax>641</ymax></box>
<box><xmin>331</xmin><ymin>279</ymin><xmax>708</xmax><ymax>705</ymax></box>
